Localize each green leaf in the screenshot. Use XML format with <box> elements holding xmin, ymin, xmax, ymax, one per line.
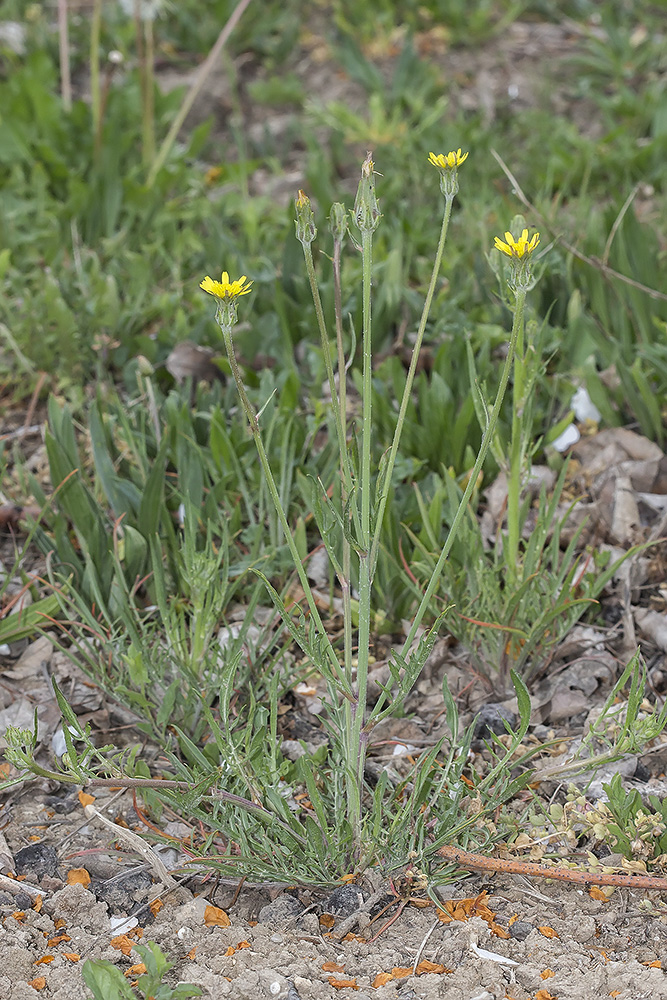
<box><xmin>82</xmin><ymin>959</ymin><xmax>137</xmax><ymax>1000</ymax></box>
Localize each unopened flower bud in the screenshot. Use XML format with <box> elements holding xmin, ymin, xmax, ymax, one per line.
<box><xmin>329</xmin><ymin>202</ymin><xmax>347</xmax><ymax>246</ymax></box>
<box><xmin>353</xmin><ymin>152</ymin><xmax>381</xmax><ymax>233</ymax></box>
<box><xmin>295</xmin><ymin>189</ymin><xmax>317</xmax><ymax>246</ymax></box>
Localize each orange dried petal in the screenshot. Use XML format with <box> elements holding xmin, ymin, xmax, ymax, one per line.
<box><xmin>78</xmin><ymin>791</ymin><xmax>95</xmax><ymax>807</ymax></box>
<box><xmin>110</xmin><ymin>934</ymin><xmax>134</xmax><ymax>956</ymax></box>
<box><xmin>125</xmin><ymin>963</ymin><xmax>147</xmax><ymax>977</ymax></box>
<box><xmin>538</xmin><ymin>926</ymin><xmax>560</xmax><ymax>939</ymax></box>
<box><xmin>204</xmin><ymin>905</ymin><xmax>230</xmax><ymax>927</ymax></box>
<box><xmin>34</xmin><ymin>956</ymin><xmax>54</xmax><ymax>965</ymax></box>
<box><xmin>47</xmin><ymin>935</ymin><xmax>71</xmax><ymax>947</ymax></box>
<box><xmin>415</xmin><ymin>960</ymin><xmax>451</xmax><ymax>974</ymax></box>
<box><xmin>27</xmin><ymin>977</ymin><xmax>47</xmax><ymax>990</ymax></box>
<box><xmin>66</xmin><ymin>869</ymin><xmax>91</xmax><ymax>887</ymax></box>
<box><xmin>372</xmin><ymin>973</ymin><xmax>394</xmax><ymax>987</ymax></box>
<box><xmin>63</xmin><ymin>953</ymin><xmax>80</xmax><ymax>962</ymax></box>
<box><xmin>489</xmin><ymin>922</ymin><xmax>511</xmax><ymax>939</ymax></box>
<box><xmin>322</xmin><ymin>962</ymin><xmax>345</xmax><ymax>973</ymax></box>
<box><xmin>328</xmin><ymin>978</ymin><xmax>358</xmax><ymax>989</ymax></box>
<box><xmin>541</xmin><ymin>968</ymin><xmax>555</xmax><ymax>979</ymax></box>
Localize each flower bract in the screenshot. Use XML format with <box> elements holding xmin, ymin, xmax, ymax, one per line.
<box><xmin>494</xmin><ymin>229</ymin><xmax>540</xmax><ymax>259</ymax></box>
<box><xmin>199</xmin><ymin>271</ymin><xmax>253</xmax><ymax>301</ymax></box>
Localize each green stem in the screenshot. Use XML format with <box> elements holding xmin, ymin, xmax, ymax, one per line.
<box><xmin>219</xmin><ymin>319</ymin><xmax>351</xmax><ymax>697</ymax></box>
<box><xmin>370</xmin><ymin>194</ymin><xmax>453</xmax><ymax>575</ymax></box>
<box><xmin>347</xmin><ymin>226</ymin><xmax>374</xmax><ymax>856</ymax></box>
<box><xmin>506</xmin><ymin>293</ymin><xmax>526</xmax><ymax>583</ymax></box>
<box><xmin>57</xmin><ymin>0</ymin><xmax>72</xmax><ymax>111</ymax></box>
<box><xmin>360</xmin><ymin>228</ymin><xmax>373</xmax><ymax>550</ymax></box>
<box><xmin>301</xmin><ymin>242</ymin><xmax>360</xmax><ymax>540</ymax></box>
<box><xmin>332</xmin><ymin>234</ymin><xmax>355</xmax><ymax>738</ymax></box>
<box><xmin>90</xmin><ymin>0</ymin><xmax>102</xmax><ymax>161</ymax></box>
<box><xmin>400</xmin><ymin>287</ymin><xmax>528</xmax><ymax>658</ymax></box>
<box><xmin>142</xmin><ymin>17</ymin><xmax>155</xmax><ymax>167</ymax></box>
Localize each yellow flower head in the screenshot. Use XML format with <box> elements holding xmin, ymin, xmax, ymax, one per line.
<box><xmin>428</xmin><ymin>149</ymin><xmax>469</xmax><ymax>170</ymax></box>
<box><xmin>494</xmin><ymin>229</ymin><xmax>540</xmax><ymax>259</ymax></box>
<box><xmin>199</xmin><ymin>271</ymin><xmax>253</xmax><ymax>301</ymax></box>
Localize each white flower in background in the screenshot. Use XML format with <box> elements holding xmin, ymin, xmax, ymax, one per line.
<box><xmin>551</xmin><ymin>423</ymin><xmax>580</xmax><ymax>453</ymax></box>
<box><xmin>571</xmin><ymin>385</ymin><xmax>601</xmax><ymax>423</ymax></box>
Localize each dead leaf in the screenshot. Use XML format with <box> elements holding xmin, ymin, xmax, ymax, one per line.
<box><xmin>27</xmin><ymin>978</ymin><xmax>46</xmax><ymax>991</ymax></box>
<box><xmin>635</xmin><ymin>609</ymin><xmax>667</xmax><ymax>651</ymax></box>
<box><xmin>78</xmin><ymin>790</ymin><xmax>95</xmax><ymax>808</ymax></box>
<box><xmin>322</xmin><ymin>962</ymin><xmax>345</xmax><ymax>973</ymax></box>
<box><xmin>1</xmin><ymin>636</ymin><xmax>52</xmax><ymax>679</ymax></box>
<box><xmin>328</xmin><ymin>977</ymin><xmax>358</xmax><ymax>989</ymax></box>
<box><xmin>63</xmin><ymin>953</ymin><xmax>80</xmax><ymax>962</ymax></box>
<box><xmin>372</xmin><ymin>973</ymin><xmax>394</xmax><ymax>987</ymax></box>
<box><xmin>541</xmin><ymin>968</ymin><xmax>555</xmax><ymax>979</ymax></box>
<box><xmin>34</xmin><ymin>956</ymin><xmax>54</xmax><ymax>966</ymax></box>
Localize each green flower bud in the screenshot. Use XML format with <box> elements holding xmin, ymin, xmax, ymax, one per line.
<box><xmin>295</xmin><ymin>189</ymin><xmax>317</xmax><ymax>246</ymax></box>
<box><xmin>353</xmin><ymin>152</ymin><xmax>381</xmax><ymax>233</ymax></box>
<box><xmin>329</xmin><ymin>202</ymin><xmax>348</xmax><ymax>246</ymax></box>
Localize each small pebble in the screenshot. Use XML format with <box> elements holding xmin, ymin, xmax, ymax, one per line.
<box><xmin>509</xmin><ymin>920</ymin><xmax>533</xmax><ymax>941</ymax></box>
